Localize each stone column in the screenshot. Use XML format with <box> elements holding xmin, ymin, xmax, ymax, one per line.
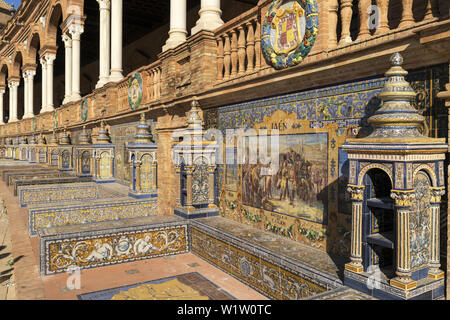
<box><xmin>44</xmin><ymin>53</ymin><xmax>56</xmax><ymax>112</ymax></box>
<box><xmin>40</xmin><ymin>57</ymin><xmax>47</xmax><ymax>114</ymax></box>
<box><xmin>96</xmin><ymin>0</ymin><xmax>111</xmax><ymax>89</ymax></box>
<box><xmin>345</xmin><ymin>185</ymin><xmax>365</xmax><ymax>273</ymax></box>
<box><xmin>428</xmin><ymin>187</ymin><xmax>445</xmax><ymax>279</ymax></box>
<box><xmin>69</xmin><ymin>24</ymin><xmax>83</xmax><ymax>101</ymax></box>
<box><xmin>390</xmin><ymin>190</ymin><xmax>417</xmax><ymax>290</ymax></box>
<box><xmin>23</xmin><ymin>70</ymin><xmax>35</xmax><ymax>119</ymax></box>
<box><xmin>162</xmin><ymin>0</ymin><xmax>187</xmax><ymax>52</ymax></box>
<box><xmin>23</xmin><ymin>72</ymin><xmax>28</xmax><ymax>119</ymax></box>
<box><xmin>110</xmin><ymin>0</ymin><xmax>123</xmax><ymax>82</ymax></box>
<box><xmin>191</xmin><ymin>0</ymin><xmax>224</xmax><ymax>35</ymax></box>
<box><xmin>8</xmin><ymin>80</ymin><xmax>19</xmax><ymax>122</ymax></box>
<box><xmin>62</xmin><ymin>33</ymin><xmax>73</xmax><ymax>104</ymax></box>
<box><xmin>0</xmin><ymin>88</ymin><xmax>4</xmax><ymax>124</ymax></box>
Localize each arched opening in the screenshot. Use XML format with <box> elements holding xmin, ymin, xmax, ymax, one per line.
<box><xmin>13</xmin><ymin>52</ymin><xmax>24</xmax><ymax>119</ymax></box>
<box><xmin>29</xmin><ymin>33</ymin><xmax>42</xmax><ymax>115</ymax></box>
<box><xmin>0</xmin><ymin>64</ymin><xmax>9</xmax><ymax>123</ymax></box>
<box><xmin>362</xmin><ymin>168</ymin><xmax>394</xmax><ymax>275</ymax></box>
<box><xmin>47</xmin><ymin>4</ymin><xmax>65</xmax><ymax>108</ymax></box>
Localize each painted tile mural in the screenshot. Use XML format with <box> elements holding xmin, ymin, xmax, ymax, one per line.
<box><xmin>204</xmin><ymin>64</ymin><xmax>448</xmax><ymax>257</ymax></box>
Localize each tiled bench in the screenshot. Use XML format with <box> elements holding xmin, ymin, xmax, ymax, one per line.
<box><xmin>189</xmin><ymin>217</ymin><xmax>345</xmax><ymax>300</ymax></box>
<box><xmin>39</xmin><ymin>216</ymin><xmax>189</xmax><ymax>276</ymax></box>
<box><xmin>28</xmin><ymin>196</ymin><xmax>158</xmax><ymax>236</ymax></box>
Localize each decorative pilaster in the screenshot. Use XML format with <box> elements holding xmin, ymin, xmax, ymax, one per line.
<box><xmin>345</xmin><ymin>185</ymin><xmax>365</xmax><ymax>273</ymax></box>
<box><xmin>69</xmin><ymin>23</ymin><xmax>84</xmax><ymax>101</ymax></box>
<box><xmin>96</xmin><ymin>0</ymin><xmax>111</xmax><ymax>89</ymax></box>
<box><xmin>338</xmin><ymin>0</ymin><xmax>353</xmax><ymax>45</ymax></box>
<box><xmin>110</xmin><ymin>0</ymin><xmax>124</xmax><ymax>82</ymax></box>
<box><xmin>62</xmin><ymin>33</ymin><xmax>73</xmax><ymax>104</ymax></box>
<box><xmin>185</xmin><ymin>165</ymin><xmax>195</xmax><ymax>210</ymax></box>
<box><xmin>208</xmin><ymin>165</ymin><xmax>216</xmax><ymax>208</ymax></box>
<box><xmin>428</xmin><ymin>187</ymin><xmax>445</xmax><ymax>279</ymax></box>
<box><xmin>163</xmin><ymin>0</ymin><xmax>187</xmax><ymax>52</ymax></box>
<box><xmin>191</xmin><ymin>0</ymin><xmax>224</xmax><ymax>35</ymax></box>
<box><xmin>175</xmin><ymin>164</ymin><xmax>181</xmax><ymax>206</ymax></box>
<box><xmin>135</xmin><ymin>160</ymin><xmax>141</xmax><ymax>191</ymax></box>
<box><xmin>390</xmin><ymin>190</ymin><xmax>417</xmax><ymax>290</ymax></box>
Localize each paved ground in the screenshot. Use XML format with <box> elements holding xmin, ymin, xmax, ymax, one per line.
<box><xmin>0</xmin><ymin>177</ymin><xmax>266</xmax><ymax>300</ymax></box>
<box><xmin>0</xmin><ymin>208</ymin><xmax>15</xmax><ymax>300</ymax></box>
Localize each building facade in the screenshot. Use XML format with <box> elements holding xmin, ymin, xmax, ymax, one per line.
<box><xmin>0</xmin><ymin>0</ymin><xmax>449</xmax><ymax>300</ymax></box>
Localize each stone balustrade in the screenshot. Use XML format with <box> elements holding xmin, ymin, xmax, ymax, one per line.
<box><xmin>215</xmin><ymin>7</ymin><xmax>261</xmax><ymax>82</ymax></box>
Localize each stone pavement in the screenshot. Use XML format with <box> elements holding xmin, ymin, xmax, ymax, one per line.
<box><xmin>0</xmin><ymin>208</ymin><xmax>15</xmax><ymax>299</ymax></box>
<box><xmin>0</xmin><ymin>176</ymin><xmax>266</xmax><ymax>300</ymax></box>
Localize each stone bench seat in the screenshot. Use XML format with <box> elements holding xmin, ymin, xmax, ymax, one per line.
<box><xmin>39</xmin><ymin>215</ymin><xmax>189</xmax><ymax>276</ymax></box>
<box><xmin>189</xmin><ymin>216</ymin><xmax>345</xmax><ymax>300</ymax></box>
<box><xmin>28</xmin><ymin>193</ymin><xmax>158</xmax><ymax>236</ymax></box>
<box><xmin>13</xmin><ymin>176</ymin><xmax>93</xmax><ymax>195</ymax></box>
<box><xmin>18</xmin><ymin>182</ymin><xmax>127</xmax><ymax>207</ymax></box>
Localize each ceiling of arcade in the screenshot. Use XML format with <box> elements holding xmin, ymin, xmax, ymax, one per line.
<box><xmin>0</xmin><ymin>0</ymin><xmax>258</xmax><ymax>121</ymax></box>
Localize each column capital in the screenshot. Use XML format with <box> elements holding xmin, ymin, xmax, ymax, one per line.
<box><xmin>62</xmin><ymin>33</ymin><xmax>72</xmax><ymax>48</ymax></box>
<box><xmin>68</xmin><ymin>23</ymin><xmax>84</xmax><ymax>40</ymax></box>
<box><xmin>7</xmin><ymin>80</ymin><xmax>19</xmax><ymax>88</ymax></box>
<box><xmin>429</xmin><ymin>187</ymin><xmax>445</xmax><ymax>203</ymax></box>
<box><xmin>97</xmin><ymin>0</ymin><xmax>111</xmax><ymax>10</ymax></box>
<box><xmin>390</xmin><ymin>190</ymin><xmax>416</xmax><ymax>207</ymax></box>
<box><xmin>23</xmin><ymin>69</ymin><xmax>36</xmax><ymax>78</ymax></box>
<box><xmin>40</xmin><ymin>57</ymin><xmax>47</xmax><ymax>67</ymax></box>
<box><xmin>347</xmin><ymin>184</ymin><xmax>365</xmax><ymax>201</ymax></box>
<box><xmin>0</xmin><ymin>88</ymin><xmax>5</xmax><ymax>95</ymax></box>
<box><xmin>44</xmin><ymin>53</ymin><xmax>56</xmax><ymax>64</ymax></box>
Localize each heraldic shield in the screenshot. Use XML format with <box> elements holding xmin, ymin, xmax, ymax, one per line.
<box><xmin>262</xmin><ymin>0</ymin><xmax>318</xmax><ymax>69</ymax></box>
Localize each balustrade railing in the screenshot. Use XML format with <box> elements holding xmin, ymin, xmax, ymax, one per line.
<box><xmin>215</xmin><ymin>7</ymin><xmax>261</xmax><ymax>81</ymax></box>
<box><xmin>213</xmin><ymin>0</ymin><xmax>449</xmax><ymax>83</ymax></box>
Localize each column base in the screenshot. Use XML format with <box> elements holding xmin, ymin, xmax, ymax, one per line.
<box><xmin>109</xmin><ymin>70</ymin><xmax>124</xmax><ymax>82</ymax></box>
<box><xmin>62</xmin><ymin>96</ymin><xmax>72</xmax><ymax>105</ymax></box>
<box><xmin>9</xmin><ymin>117</ymin><xmax>18</xmax><ymax>123</ymax></box>
<box><xmin>191</xmin><ymin>10</ymin><xmax>224</xmax><ymax>35</ymax></box>
<box><xmin>428</xmin><ymin>269</ymin><xmax>445</xmax><ymax>280</ymax></box>
<box><xmin>162</xmin><ymin>29</ymin><xmax>187</xmax><ymax>52</ymax></box>
<box><xmin>22</xmin><ymin>113</ymin><xmax>34</xmax><ymax>119</ymax></box>
<box><xmin>338</xmin><ymin>36</ymin><xmax>352</xmax><ymax>46</ymax></box>
<box><xmin>40</xmin><ymin>106</ymin><xmax>54</xmax><ymax>114</ymax></box>
<box><xmin>71</xmin><ymin>93</ymin><xmax>81</xmax><ymax>102</ymax></box>
<box><xmin>95</xmin><ymin>78</ymin><xmax>110</xmax><ymax>89</ymax></box>
<box><xmin>345</xmin><ymin>262</ymin><xmax>363</xmax><ymax>273</ymax></box>
<box><xmin>390</xmin><ymin>277</ymin><xmax>417</xmax><ymax>291</ymax></box>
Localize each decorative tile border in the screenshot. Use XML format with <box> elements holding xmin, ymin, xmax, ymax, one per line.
<box><xmin>18</xmin><ymin>183</ymin><xmax>99</xmax><ymax>207</ymax></box>
<box><xmin>40</xmin><ymin>218</ymin><xmax>189</xmax><ymax>275</ymax></box>
<box><xmin>190</xmin><ymin>221</ymin><xmax>342</xmax><ymax>300</ymax></box>
<box><xmin>28</xmin><ymin>197</ymin><xmax>158</xmax><ymax>236</ymax></box>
